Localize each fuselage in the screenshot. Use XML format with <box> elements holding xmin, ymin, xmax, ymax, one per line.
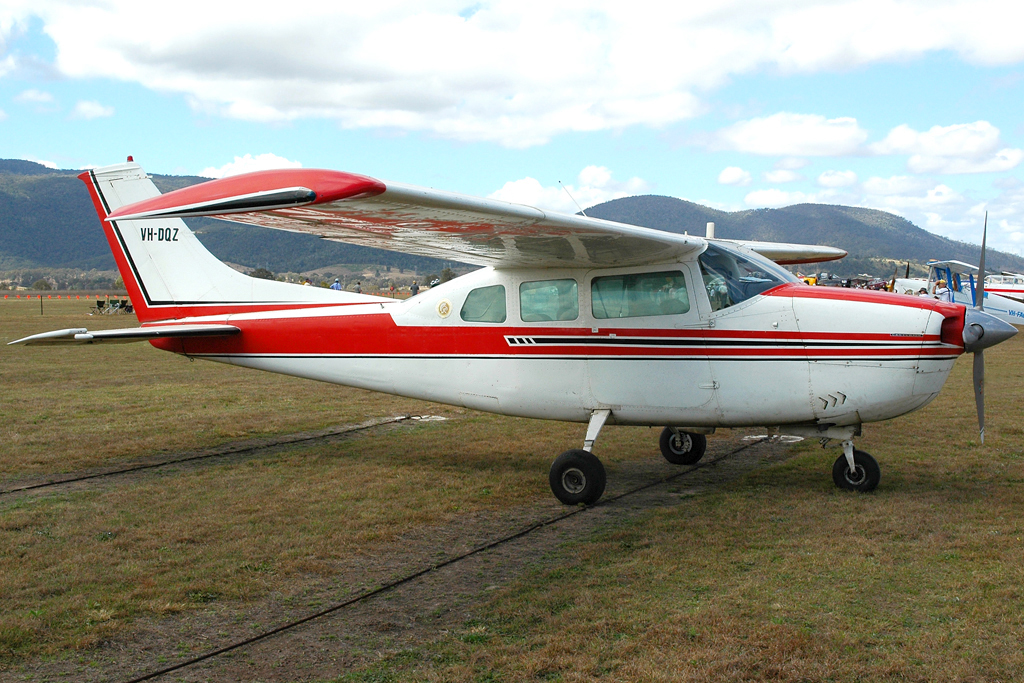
<box><xmin>150</xmin><ymin>250</ymin><xmax>966</xmax><ymax>430</ymax></box>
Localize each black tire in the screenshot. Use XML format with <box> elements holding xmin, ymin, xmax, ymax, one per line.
<box><xmin>832</xmin><ymin>450</ymin><xmax>880</xmax><ymax>492</ymax></box>
<box><xmin>659</xmin><ymin>428</ymin><xmax>707</xmax><ymax>465</ymax></box>
<box><xmin>549</xmin><ymin>449</ymin><xmax>606</xmax><ymax>505</ymax></box>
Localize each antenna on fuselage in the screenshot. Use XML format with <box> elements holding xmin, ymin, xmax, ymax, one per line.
<box><xmin>559</xmin><ymin>181</ymin><xmax>587</xmax><ymax>217</ymax></box>
<box><xmin>706</xmin><ymin>222</ymin><xmax>715</xmax><ymax>239</ymax></box>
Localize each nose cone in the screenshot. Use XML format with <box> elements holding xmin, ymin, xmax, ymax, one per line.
<box><xmin>963</xmin><ymin>308</ymin><xmax>1018</xmax><ymax>352</ymax></box>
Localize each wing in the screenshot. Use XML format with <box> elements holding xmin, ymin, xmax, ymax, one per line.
<box><xmin>927</xmin><ymin>260</ymin><xmax>978</xmax><ymax>271</ymax></box>
<box><xmin>107</xmin><ymin>169</ymin><xmax>703</xmax><ymax>269</ymax></box>
<box><xmin>725</xmin><ymin>239</ymin><xmax>847</xmax><ymax>265</ymax></box>
<box><xmin>108</xmin><ymin>168</ymin><xmax>847</xmax><ymax>268</ymax></box>
<box><xmin>8</xmin><ymin>324</ymin><xmax>240</xmax><ymax>346</ymax></box>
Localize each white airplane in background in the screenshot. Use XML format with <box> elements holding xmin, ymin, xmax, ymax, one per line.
<box><xmin>10</xmin><ymin>161</ymin><xmax>1017</xmax><ymax>505</ymax></box>
<box><xmin>984</xmin><ymin>272</ymin><xmax>1024</xmax><ymax>303</ymax></box>
<box><xmin>895</xmin><ymin>260</ymin><xmax>1024</xmax><ymax>326</ymax></box>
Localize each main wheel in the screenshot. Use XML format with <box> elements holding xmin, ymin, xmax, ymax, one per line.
<box><xmin>659</xmin><ymin>428</ymin><xmax>707</xmax><ymax>465</ymax></box>
<box><xmin>549</xmin><ymin>449</ymin><xmax>606</xmax><ymax>505</ymax></box>
<box><xmin>832</xmin><ymin>450</ymin><xmax>880</xmax><ymax>492</ymax></box>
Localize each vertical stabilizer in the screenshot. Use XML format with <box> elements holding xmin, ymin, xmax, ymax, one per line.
<box><xmin>80</xmin><ymin>162</ymin><xmax>375</xmax><ymax>322</ymax></box>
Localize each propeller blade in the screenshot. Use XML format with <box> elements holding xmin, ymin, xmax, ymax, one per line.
<box><xmin>971</xmin><ymin>211</ymin><xmax>993</xmax><ymax>445</ymax></box>
<box><xmin>976</xmin><ymin>211</ymin><xmax>987</xmax><ymax>311</ymax></box>
<box><xmin>974</xmin><ymin>349</ymin><xmax>985</xmax><ymax>444</ymax></box>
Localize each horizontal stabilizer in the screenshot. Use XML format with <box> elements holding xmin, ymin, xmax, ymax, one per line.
<box><xmin>8</xmin><ymin>324</ymin><xmax>240</xmax><ymax>346</ymax></box>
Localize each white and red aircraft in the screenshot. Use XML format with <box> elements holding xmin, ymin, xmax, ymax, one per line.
<box><xmin>11</xmin><ymin>161</ymin><xmax>1017</xmax><ymax>504</ymax></box>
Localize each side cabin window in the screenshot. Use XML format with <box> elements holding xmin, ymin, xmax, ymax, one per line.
<box><xmin>520</xmin><ymin>279</ymin><xmax>579</xmax><ymax>321</ymax></box>
<box><xmin>591</xmin><ymin>271</ymin><xmax>690</xmax><ymax>318</ymax></box>
<box><xmin>698</xmin><ymin>244</ymin><xmax>788</xmax><ymax>312</ymax></box>
<box><xmin>460</xmin><ymin>285</ymin><xmax>507</xmax><ymax>323</ymax></box>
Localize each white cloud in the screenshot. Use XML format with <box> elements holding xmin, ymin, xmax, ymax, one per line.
<box><xmin>0</xmin><ymin>109</ymin><xmax>6</xmax><ymax>122</ymax></box>
<box><xmin>199</xmin><ymin>153</ymin><xmax>303</xmax><ymax>179</ymax></box>
<box><xmin>711</xmin><ymin>113</ymin><xmax>868</xmax><ymax>156</ymax></box>
<box><xmin>489</xmin><ymin>166</ymin><xmax>649</xmax><ymax>213</ymax></box>
<box><xmin>70</xmin><ymin>100</ymin><xmax>114</xmax><ymax>119</ymax></box>
<box><xmin>14</xmin><ymin>89</ymin><xmax>54</xmax><ymax>104</ymax></box>
<box><xmin>763</xmin><ymin>169</ymin><xmax>802</xmax><ymax>183</ymax></box>
<box><xmin>744</xmin><ymin>188</ymin><xmax>810</xmax><ymax>208</ymax></box>
<box><xmin>871</xmin><ymin>121</ymin><xmax>1023</xmax><ymax>174</ymax></box>
<box><xmin>775</xmin><ymin>157</ymin><xmax>808</xmax><ymax>170</ymax></box>
<box><xmin>12</xmin><ymin>1</ymin><xmax>1024</xmax><ymax>147</ymax></box>
<box><xmin>718</xmin><ymin>166</ymin><xmax>752</xmax><ymax>186</ymax></box>
<box><xmin>26</xmin><ymin>157</ymin><xmax>57</xmax><ymax>169</ymax></box>
<box><xmin>818</xmin><ymin>170</ymin><xmax>858</xmax><ymax>187</ymax></box>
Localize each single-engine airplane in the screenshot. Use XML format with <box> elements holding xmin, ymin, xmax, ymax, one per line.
<box><xmin>10</xmin><ymin>161</ymin><xmax>1017</xmax><ymax>505</ymax></box>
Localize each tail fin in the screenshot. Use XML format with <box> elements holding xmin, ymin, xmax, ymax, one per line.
<box><xmin>80</xmin><ymin>162</ymin><xmax>369</xmax><ymax>322</ymax></box>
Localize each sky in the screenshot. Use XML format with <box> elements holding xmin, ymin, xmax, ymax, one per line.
<box><xmin>1</xmin><ymin>1</ymin><xmax>1023</xmax><ymax>255</ymax></box>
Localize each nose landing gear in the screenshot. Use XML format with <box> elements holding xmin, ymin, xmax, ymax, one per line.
<box><xmin>832</xmin><ymin>439</ymin><xmax>880</xmax><ymax>492</ymax></box>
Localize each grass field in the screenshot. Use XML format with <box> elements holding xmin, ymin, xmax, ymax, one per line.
<box><xmin>333</xmin><ymin>326</ymin><xmax>1024</xmax><ymax>681</ymax></box>
<box><xmin>3</xmin><ymin>298</ymin><xmax>1024</xmax><ymax>680</ymax></box>
<box><xmin>0</xmin><ymin>298</ymin><xmax>661</xmax><ymax>665</ymax></box>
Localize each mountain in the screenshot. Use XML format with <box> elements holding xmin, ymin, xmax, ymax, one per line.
<box><xmin>0</xmin><ymin>160</ymin><xmax>447</xmax><ymax>274</ymax></box>
<box><xmin>2</xmin><ymin>159</ymin><xmax>1022</xmax><ymax>277</ymax></box>
<box><xmin>584</xmin><ymin>195</ymin><xmax>1024</xmax><ymax>275</ymax></box>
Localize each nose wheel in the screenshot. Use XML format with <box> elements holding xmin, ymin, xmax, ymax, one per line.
<box><xmin>659</xmin><ymin>427</ymin><xmax>707</xmax><ymax>465</ymax></box>
<box><xmin>832</xmin><ymin>443</ymin><xmax>880</xmax><ymax>492</ymax></box>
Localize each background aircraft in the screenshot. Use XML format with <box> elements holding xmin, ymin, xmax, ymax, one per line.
<box><xmin>895</xmin><ymin>260</ymin><xmax>1024</xmax><ymax>326</ymax></box>
<box><xmin>11</xmin><ymin>161</ymin><xmax>1016</xmax><ymax>505</ymax></box>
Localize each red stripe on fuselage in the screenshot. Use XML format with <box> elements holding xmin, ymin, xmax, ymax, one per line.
<box><xmin>155</xmin><ymin>311</ymin><xmax>959</xmax><ymax>360</ymax></box>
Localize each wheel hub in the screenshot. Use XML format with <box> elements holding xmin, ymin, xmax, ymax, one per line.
<box><xmin>561</xmin><ymin>467</ymin><xmax>587</xmax><ymax>494</ymax></box>
<box><xmin>671</xmin><ymin>433</ymin><xmax>691</xmax><ymax>455</ymax></box>
<box><xmin>844</xmin><ymin>464</ymin><xmax>867</xmax><ymax>486</ymax></box>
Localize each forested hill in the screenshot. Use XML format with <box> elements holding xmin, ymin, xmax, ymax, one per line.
<box><xmin>585</xmin><ymin>195</ymin><xmax>1024</xmax><ymax>274</ymax></box>
<box><xmin>3</xmin><ymin>159</ymin><xmax>1023</xmax><ymax>275</ymax></box>
<box><xmin>0</xmin><ymin>160</ymin><xmax>445</xmax><ymax>273</ymax></box>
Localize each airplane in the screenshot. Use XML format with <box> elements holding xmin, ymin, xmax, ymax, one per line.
<box><xmin>984</xmin><ymin>272</ymin><xmax>1024</xmax><ymax>304</ymax></box>
<box><xmin>9</xmin><ymin>161</ymin><xmax>1017</xmax><ymax>505</ymax></box>
<box><xmin>894</xmin><ymin>260</ymin><xmax>1024</xmax><ymax>326</ymax></box>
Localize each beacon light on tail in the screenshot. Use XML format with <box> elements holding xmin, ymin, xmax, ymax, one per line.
<box><xmin>10</xmin><ymin>160</ymin><xmax>1015</xmax><ymax>504</ymax></box>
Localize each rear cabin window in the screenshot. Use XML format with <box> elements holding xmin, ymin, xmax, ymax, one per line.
<box><xmin>698</xmin><ymin>244</ymin><xmax>787</xmax><ymax>312</ymax></box>
<box><xmin>591</xmin><ymin>271</ymin><xmax>690</xmax><ymax>319</ymax></box>
<box><xmin>460</xmin><ymin>285</ymin><xmax>506</xmax><ymax>323</ymax></box>
<box><xmin>520</xmin><ymin>279</ymin><xmax>579</xmax><ymax>322</ymax></box>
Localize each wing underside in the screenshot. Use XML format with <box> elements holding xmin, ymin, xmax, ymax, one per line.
<box><xmin>109</xmin><ymin>169</ymin><xmax>846</xmax><ymax>268</ymax></box>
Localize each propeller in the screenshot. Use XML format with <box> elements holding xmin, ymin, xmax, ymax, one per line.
<box><xmin>963</xmin><ymin>212</ymin><xmax>1017</xmax><ymax>444</ymax></box>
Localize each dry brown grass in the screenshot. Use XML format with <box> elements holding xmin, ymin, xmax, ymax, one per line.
<box><xmin>0</xmin><ymin>298</ymin><xmax>449</xmax><ymax>483</ymax></box>
<box><xmin>337</xmin><ymin>333</ymin><xmax>1024</xmax><ymax>682</ymax></box>
<box><xmin>0</xmin><ymin>299</ymin><xmax>663</xmax><ymax>662</ymax></box>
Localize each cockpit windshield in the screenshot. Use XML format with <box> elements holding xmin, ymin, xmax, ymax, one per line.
<box><xmin>698</xmin><ymin>243</ymin><xmax>795</xmax><ymax>312</ymax></box>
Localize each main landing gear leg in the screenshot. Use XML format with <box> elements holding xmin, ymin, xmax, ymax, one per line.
<box><xmin>549</xmin><ymin>409</ymin><xmax>609</xmax><ymax>506</ymax></box>
<box><xmin>832</xmin><ymin>439</ymin><xmax>880</xmax><ymax>492</ymax></box>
